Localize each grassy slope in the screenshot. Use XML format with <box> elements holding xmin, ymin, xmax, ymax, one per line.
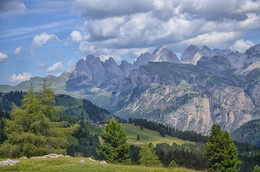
<box><xmin>121</xmin><ymin>123</ymin><xmax>194</xmax><ymax>146</ymax></box>
<box><xmin>0</xmin><ymin>157</ymin><xmax>203</xmax><ymax>172</ymax></box>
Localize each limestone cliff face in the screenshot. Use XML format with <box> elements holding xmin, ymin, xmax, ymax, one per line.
<box><xmin>210</xmin><ymin>85</ymin><xmax>255</xmax><ymax>132</ymax></box>
<box><xmin>108</xmin><ymin>61</ymin><xmax>259</xmax><ymax>134</ymax></box>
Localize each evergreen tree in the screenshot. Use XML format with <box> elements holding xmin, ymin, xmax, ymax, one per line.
<box><xmin>137</xmin><ymin>134</ymin><xmax>140</xmax><ymax>140</ymax></box>
<box><xmin>169</xmin><ymin>159</ymin><xmax>177</xmax><ymax>168</ymax></box>
<box><xmin>0</xmin><ymin>81</ymin><xmax>78</xmax><ymax>158</ymax></box>
<box><xmin>205</xmin><ymin>124</ymin><xmax>241</xmax><ymax>172</ymax></box>
<box><xmin>254</xmin><ymin>165</ymin><xmax>260</xmax><ymax>172</ymax></box>
<box><xmin>96</xmin><ymin>119</ymin><xmax>130</xmax><ymax>164</ymax></box>
<box><xmin>139</xmin><ymin>143</ymin><xmax>162</xmax><ymax>166</ymax></box>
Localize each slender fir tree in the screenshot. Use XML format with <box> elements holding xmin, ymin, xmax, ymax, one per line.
<box><xmin>205</xmin><ymin>124</ymin><xmax>241</xmax><ymax>172</ymax></box>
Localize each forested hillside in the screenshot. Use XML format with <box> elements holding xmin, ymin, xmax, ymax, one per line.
<box><xmin>0</xmin><ymin>91</ymin><xmax>112</xmax><ymax>122</ymax></box>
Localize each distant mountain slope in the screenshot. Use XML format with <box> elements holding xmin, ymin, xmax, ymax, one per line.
<box><xmin>0</xmin><ymin>72</ymin><xmax>69</xmax><ymax>93</ymax></box>
<box><xmin>0</xmin><ymin>91</ymin><xmax>112</xmax><ymax>122</ymax></box>
<box><xmin>231</xmin><ymin>119</ymin><xmax>260</xmax><ymax>146</ymax></box>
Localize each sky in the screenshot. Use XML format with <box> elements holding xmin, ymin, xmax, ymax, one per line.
<box><xmin>0</xmin><ymin>0</ymin><xmax>260</xmax><ymax>86</ymax></box>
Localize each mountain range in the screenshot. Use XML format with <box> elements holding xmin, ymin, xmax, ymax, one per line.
<box><xmin>1</xmin><ymin>44</ymin><xmax>259</xmax><ymax>142</ymax></box>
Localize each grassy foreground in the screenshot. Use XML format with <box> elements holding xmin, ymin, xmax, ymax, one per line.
<box><xmin>0</xmin><ymin>157</ymin><xmax>204</xmax><ymax>172</ymax></box>
<box><xmin>121</xmin><ymin>123</ymin><xmax>194</xmax><ymax>146</ymax></box>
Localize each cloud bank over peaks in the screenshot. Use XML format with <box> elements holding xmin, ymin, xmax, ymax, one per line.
<box><xmin>230</xmin><ymin>39</ymin><xmax>254</xmax><ymax>52</ymax></box>
<box><xmin>8</xmin><ymin>72</ymin><xmax>31</xmax><ymax>85</ymax></box>
<box><xmin>75</xmin><ymin>0</ymin><xmax>260</xmax><ymax>60</ymax></box>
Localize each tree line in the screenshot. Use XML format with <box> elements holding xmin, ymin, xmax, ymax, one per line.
<box><xmin>128</xmin><ymin>118</ymin><xmax>209</xmax><ymax>143</ymax></box>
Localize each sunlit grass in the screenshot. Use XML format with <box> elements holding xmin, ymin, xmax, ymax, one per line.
<box><xmin>0</xmin><ymin>157</ymin><xmax>204</xmax><ymax>172</ymax></box>
<box><xmin>121</xmin><ymin>123</ymin><xmax>195</xmax><ymax>146</ymax></box>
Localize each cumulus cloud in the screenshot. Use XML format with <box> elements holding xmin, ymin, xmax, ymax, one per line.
<box><xmin>14</xmin><ymin>46</ymin><xmax>22</xmax><ymax>55</ymax></box>
<box><xmin>8</xmin><ymin>72</ymin><xmax>31</xmax><ymax>85</ymax></box>
<box><xmin>46</xmin><ymin>61</ymin><xmax>64</xmax><ymax>72</ymax></box>
<box><xmin>0</xmin><ymin>52</ymin><xmax>8</xmax><ymax>62</ymax></box>
<box><xmin>182</xmin><ymin>32</ymin><xmax>242</xmax><ymax>47</ymax></box>
<box><xmin>32</xmin><ymin>32</ymin><xmax>59</xmax><ymax>48</ymax></box>
<box><xmin>230</xmin><ymin>39</ymin><xmax>254</xmax><ymax>52</ymax></box>
<box><xmin>70</xmin><ymin>31</ymin><xmax>82</xmax><ymax>42</ymax></box>
<box><xmin>0</xmin><ymin>0</ymin><xmax>26</xmax><ymax>17</ymax></box>
<box><xmin>75</xmin><ymin>0</ymin><xmax>260</xmax><ymax>59</ymax></box>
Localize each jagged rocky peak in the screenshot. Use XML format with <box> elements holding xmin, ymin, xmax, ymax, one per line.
<box><xmin>246</xmin><ymin>44</ymin><xmax>260</xmax><ymax>56</ymax></box>
<box><xmin>201</xmin><ymin>45</ymin><xmax>211</xmax><ymax>52</ymax></box>
<box><xmin>181</xmin><ymin>44</ymin><xmax>200</xmax><ymax>63</ymax></box>
<box><xmin>120</xmin><ymin>60</ymin><xmax>134</xmax><ymax>77</ymax></box>
<box><xmin>135</xmin><ymin>45</ymin><xmax>181</xmax><ymax>66</ymax></box>
<box><xmin>152</xmin><ymin>45</ymin><xmax>166</xmax><ymax>55</ymax></box>
<box><xmin>134</xmin><ymin>52</ymin><xmax>153</xmax><ymax>66</ymax></box>
<box><xmin>104</xmin><ymin>57</ymin><xmax>123</xmax><ymax>77</ymax></box>
<box><xmin>85</xmin><ymin>55</ymin><xmax>106</xmax><ymax>86</ymax></box>
<box><xmin>152</xmin><ymin>45</ymin><xmax>181</xmax><ymax>63</ymax></box>
<box><xmin>212</xmin><ymin>48</ymin><xmax>232</xmax><ymax>56</ymax></box>
<box><xmin>72</xmin><ymin>58</ymin><xmax>92</xmax><ymax>79</ymax></box>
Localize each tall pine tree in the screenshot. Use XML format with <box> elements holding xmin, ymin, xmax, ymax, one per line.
<box><xmin>205</xmin><ymin>124</ymin><xmax>241</xmax><ymax>172</ymax></box>
<box><xmin>97</xmin><ymin>119</ymin><xmax>130</xmax><ymax>164</ymax></box>
<box><xmin>0</xmin><ymin>80</ymin><xmax>78</xmax><ymax>158</ymax></box>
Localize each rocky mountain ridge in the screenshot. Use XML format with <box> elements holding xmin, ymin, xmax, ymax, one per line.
<box><xmin>1</xmin><ymin>44</ymin><xmax>259</xmax><ymax>137</ymax></box>
<box><xmin>107</xmin><ymin>44</ymin><xmax>260</xmax><ymax>135</ymax></box>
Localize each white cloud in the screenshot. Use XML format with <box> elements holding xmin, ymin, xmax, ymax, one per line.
<box><xmin>46</xmin><ymin>61</ymin><xmax>64</xmax><ymax>72</ymax></box>
<box><xmin>32</xmin><ymin>32</ymin><xmax>58</xmax><ymax>48</ymax></box>
<box><xmin>230</xmin><ymin>39</ymin><xmax>254</xmax><ymax>52</ymax></box>
<box><xmin>14</xmin><ymin>46</ymin><xmax>22</xmax><ymax>55</ymax></box>
<box><xmin>0</xmin><ymin>52</ymin><xmax>8</xmax><ymax>62</ymax></box>
<box><xmin>182</xmin><ymin>32</ymin><xmax>241</xmax><ymax>47</ymax></box>
<box><xmin>8</xmin><ymin>72</ymin><xmax>31</xmax><ymax>85</ymax></box>
<box><xmin>239</xmin><ymin>13</ymin><xmax>260</xmax><ymax>30</ymax></box>
<box><xmin>70</xmin><ymin>31</ymin><xmax>83</xmax><ymax>42</ymax></box>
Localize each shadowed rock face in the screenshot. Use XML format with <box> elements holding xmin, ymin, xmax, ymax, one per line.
<box><xmin>120</xmin><ymin>60</ymin><xmax>134</xmax><ymax>77</ymax></box>
<box><xmin>181</xmin><ymin>44</ymin><xmax>200</xmax><ymax>63</ymax></box>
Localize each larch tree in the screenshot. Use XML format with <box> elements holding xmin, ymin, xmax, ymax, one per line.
<box><xmin>0</xmin><ymin>80</ymin><xmax>78</xmax><ymax>158</ymax></box>
<box><xmin>139</xmin><ymin>143</ymin><xmax>162</xmax><ymax>166</ymax></box>
<box><xmin>96</xmin><ymin>119</ymin><xmax>130</xmax><ymax>164</ymax></box>
<box><xmin>205</xmin><ymin>124</ymin><xmax>241</xmax><ymax>172</ymax></box>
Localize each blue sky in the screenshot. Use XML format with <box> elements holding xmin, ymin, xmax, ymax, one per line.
<box><xmin>0</xmin><ymin>0</ymin><xmax>260</xmax><ymax>86</ymax></box>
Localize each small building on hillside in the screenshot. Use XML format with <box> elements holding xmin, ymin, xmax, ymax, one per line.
<box><xmin>95</xmin><ymin>121</ymin><xmax>108</xmax><ymax>127</ymax></box>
